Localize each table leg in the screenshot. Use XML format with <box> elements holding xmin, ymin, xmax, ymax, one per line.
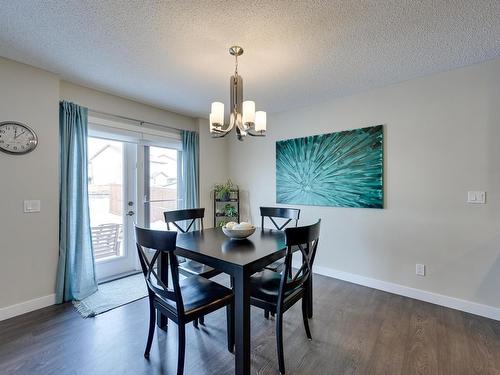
<box><xmin>157</xmin><ymin>251</ymin><xmax>169</xmax><ymax>330</ymax></box>
<box><xmin>234</xmin><ymin>269</ymin><xmax>251</xmax><ymax>375</ymax></box>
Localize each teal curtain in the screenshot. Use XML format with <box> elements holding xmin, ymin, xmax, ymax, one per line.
<box><xmin>181</xmin><ymin>130</ymin><xmax>200</xmax><ymax>212</ymax></box>
<box><xmin>56</xmin><ymin>101</ymin><xmax>98</xmax><ymax>303</ymax></box>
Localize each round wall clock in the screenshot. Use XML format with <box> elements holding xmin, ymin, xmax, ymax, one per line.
<box><xmin>0</xmin><ymin>121</ymin><xmax>38</xmax><ymax>155</ymax></box>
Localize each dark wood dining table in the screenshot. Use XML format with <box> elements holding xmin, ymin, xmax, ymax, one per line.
<box><xmin>156</xmin><ymin>227</ymin><xmax>287</xmax><ymax>375</ymax></box>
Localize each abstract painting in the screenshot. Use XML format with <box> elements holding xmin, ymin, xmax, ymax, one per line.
<box><xmin>276</xmin><ymin>125</ymin><xmax>383</xmax><ymax>208</ymax></box>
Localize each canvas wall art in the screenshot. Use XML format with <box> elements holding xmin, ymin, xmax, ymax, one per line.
<box><xmin>276</xmin><ymin>125</ymin><xmax>383</xmax><ymax>208</ymax></box>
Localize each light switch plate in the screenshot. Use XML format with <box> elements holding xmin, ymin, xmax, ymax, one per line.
<box><xmin>467</xmin><ymin>191</ymin><xmax>486</xmax><ymax>204</ymax></box>
<box><xmin>416</xmin><ymin>263</ymin><xmax>425</xmax><ymax>276</ymax></box>
<box><xmin>24</xmin><ymin>200</ymin><xmax>41</xmax><ymax>213</ymax></box>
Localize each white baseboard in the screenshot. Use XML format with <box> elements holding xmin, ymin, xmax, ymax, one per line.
<box><xmin>308</xmin><ymin>264</ymin><xmax>500</xmax><ymax>321</ymax></box>
<box><xmin>0</xmin><ymin>294</ymin><xmax>56</xmax><ymax>322</ymax></box>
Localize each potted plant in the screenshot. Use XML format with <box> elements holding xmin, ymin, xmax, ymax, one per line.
<box><xmin>214</xmin><ymin>179</ymin><xmax>235</xmax><ymax>201</ymax></box>
<box><xmin>224</xmin><ymin>204</ymin><xmax>238</xmax><ymax>217</ymax></box>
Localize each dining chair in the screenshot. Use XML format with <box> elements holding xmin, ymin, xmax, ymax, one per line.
<box><xmin>164</xmin><ymin>208</ymin><xmax>223</xmax><ymax>327</ymax></box>
<box><xmin>249</xmin><ymin>219</ymin><xmax>320</xmax><ymax>375</ymax></box>
<box><xmin>135</xmin><ymin>226</ymin><xmax>234</xmax><ymax>375</ymax></box>
<box><xmin>260</xmin><ymin>206</ymin><xmax>301</xmax><ymax>319</ymax></box>
<box><xmin>260</xmin><ymin>206</ymin><xmax>301</xmax><ymax>272</ymax></box>
<box><xmin>260</xmin><ymin>207</ymin><xmax>301</xmax><ymax>231</ymax></box>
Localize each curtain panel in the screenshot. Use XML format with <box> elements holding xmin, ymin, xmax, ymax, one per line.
<box><xmin>56</xmin><ymin>101</ymin><xmax>98</xmax><ymax>303</ymax></box>
<box><xmin>180</xmin><ymin>130</ymin><xmax>200</xmax><ymax>219</ymax></box>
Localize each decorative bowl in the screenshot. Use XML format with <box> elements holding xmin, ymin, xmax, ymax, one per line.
<box><xmin>222</xmin><ymin>225</ymin><xmax>256</xmax><ymax>240</ymax></box>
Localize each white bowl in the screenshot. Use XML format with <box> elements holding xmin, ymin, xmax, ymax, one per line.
<box><xmin>222</xmin><ymin>225</ymin><xmax>256</xmax><ymax>240</ymax></box>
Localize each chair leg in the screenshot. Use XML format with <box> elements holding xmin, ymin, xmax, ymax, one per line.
<box><xmin>193</xmin><ymin>318</ymin><xmax>199</xmax><ymax>329</ymax></box>
<box><xmin>264</xmin><ymin>310</ymin><xmax>270</xmax><ymax>319</ymax></box>
<box><xmin>177</xmin><ymin>323</ymin><xmax>186</xmax><ymax>375</ymax></box>
<box><xmin>226</xmin><ymin>303</ymin><xmax>235</xmax><ymax>353</ymax></box>
<box><xmin>199</xmin><ymin>315</ymin><xmax>205</xmax><ymax>325</ymax></box>
<box><xmin>302</xmin><ymin>295</ymin><xmax>312</xmax><ymax>340</ymax></box>
<box><xmin>276</xmin><ymin>311</ymin><xmax>285</xmax><ymax>375</ymax></box>
<box><xmin>307</xmin><ymin>277</ymin><xmax>313</xmax><ymax>318</ymax></box>
<box><xmin>144</xmin><ymin>296</ymin><xmax>156</xmax><ymax>359</ymax></box>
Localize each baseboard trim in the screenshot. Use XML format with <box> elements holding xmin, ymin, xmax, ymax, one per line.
<box><xmin>309</xmin><ymin>263</ymin><xmax>500</xmax><ymax>321</ymax></box>
<box><xmin>0</xmin><ymin>294</ymin><xmax>56</xmax><ymax>322</ymax></box>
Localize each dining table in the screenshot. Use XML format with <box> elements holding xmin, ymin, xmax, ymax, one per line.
<box><xmin>156</xmin><ymin>227</ymin><xmax>287</xmax><ymax>375</ymax></box>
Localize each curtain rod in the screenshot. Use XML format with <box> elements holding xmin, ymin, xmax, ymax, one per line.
<box><xmin>88</xmin><ymin>108</ymin><xmax>186</xmax><ymax>134</ymax></box>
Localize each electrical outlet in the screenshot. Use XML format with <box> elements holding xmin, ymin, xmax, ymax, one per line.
<box><xmin>416</xmin><ymin>263</ymin><xmax>425</xmax><ymax>276</ymax></box>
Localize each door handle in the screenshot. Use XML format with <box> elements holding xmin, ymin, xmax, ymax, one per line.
<box><xmin>126</xmin><ymin>211</ymin><xmax>135</xmax><ymax>216</ymax></box>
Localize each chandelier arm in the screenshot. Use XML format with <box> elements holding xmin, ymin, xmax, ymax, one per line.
<box><xmin>246</xmin><ymin>130</ymin><xmax>266</xmax><ymax>137</ymax></box>
<box><xmin>212</xmin><ymin>112</ymin><xmax>235</xmax><ymax>135</ymax></box>
<box><xmin>211</xmin><ymin>130</ymin><xmax>231</xmax><ymax>138</ymax></box>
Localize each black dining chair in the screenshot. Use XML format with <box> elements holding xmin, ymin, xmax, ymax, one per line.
<box><xmin>260</xmin><ymin>206</ymin><xmax>301</xmax><ymax>319</ymax></box>
<box><xmin>164</xmin><ymin>208</ymin><xmax>223</xmax><ymax>327</ymax></box>
<box><xmin>260</xmin><ymin>207</ymin><xmax>301</xmax><ymax>272</ymax></box>
<box><xmin>260</xmin><ymin>207</ymin><xmax>301</xmax><ymax>231</ymax></box>
<box><xmin>135</xmin><ymin>226</ymin><xmax>234</xmax><ymax>375</ymax></box>
<box><xmin>249</xmin><ymin>219</ymin><xmax>320</xmax><ymax>375</ymax></box>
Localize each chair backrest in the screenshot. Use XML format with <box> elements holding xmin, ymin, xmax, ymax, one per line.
<box><xmin>135</xmin><ymin>226</ymin><xmax>185</xmax><ymax>315</ymax></box>
<box><xmin>278</xmin><ymin>220</ymin><xmax>321</xmax><ymax>306</ymax></box>
<box><xmin>164</xmin><ymin>208</ymin><xmax>205</xmax><ymax>233</ymax></box>
<box><xmin>260</xmin><ymin>206</ymin><xmax>301</xmax><ymax>230</ymax></box>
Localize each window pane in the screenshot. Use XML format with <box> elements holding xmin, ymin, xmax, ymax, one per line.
<box><xmin>88</xmin><ymin>137</ymin><xmax>124</xmax><ymax>260</ymax></box>
<box><xmin>149</xmin><ymin>146</ymin><xmax>177</xmax><ymax>229</ymax></box>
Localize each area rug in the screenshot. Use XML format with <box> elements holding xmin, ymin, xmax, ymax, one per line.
<box><xmin>73</xmin><ymin>273</ymin><xmax>147</xmax><ymax>318</ymax></box>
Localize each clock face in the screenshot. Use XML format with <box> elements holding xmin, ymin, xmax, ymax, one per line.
<box><xmin>0</xmin><ymin>121</ymin><xmax>38</xmax><ymax>155</ymax></box>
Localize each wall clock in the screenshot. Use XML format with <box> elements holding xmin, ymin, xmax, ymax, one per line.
<box><xmin>0</xmin><ymin>121</ymin><xmax>38</xmax><ymax>155</ymax></box>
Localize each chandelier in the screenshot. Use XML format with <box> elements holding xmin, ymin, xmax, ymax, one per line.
<box><xmin>209</xmin><ymin>46</ymin><xmax>267</xmax><ymax>141</ymax></box>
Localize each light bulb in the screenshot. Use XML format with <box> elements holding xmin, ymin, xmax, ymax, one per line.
<box><xmin>255</xmin><ymin>111</ymin><xmax>267</xmax><ymax>132</ymax></box>
<box><xmin>242</xmin><ymin>101</ymin><xmax>255</xmax><ymax>125</ymax></box>
<box><xmin>209</xmin><ymin>113</ymin><xmax>215</xmax><ymax>132</ymax></box>
<box><xmin>211</xmin><ymin>102</ymin><xmax>224</xmax><ymax>125</ymax></box>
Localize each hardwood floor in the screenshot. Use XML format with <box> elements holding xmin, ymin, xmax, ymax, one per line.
<box><xmin>1</xmin><ymin>274</ymin><xmax>499</xmax><ymax>375</ymax></box>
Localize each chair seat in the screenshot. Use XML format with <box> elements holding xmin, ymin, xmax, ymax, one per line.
<box><xmin>250</xmin><ymin>269</ymin><xmax>300</xmax><ymax>303</ymax></box>
<box><xmin>157</xmin><ymin>274</ymin><xmax>233</xmax><ymax>314</ymax></box>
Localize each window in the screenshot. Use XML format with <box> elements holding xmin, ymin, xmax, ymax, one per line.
<box><xmin>88</xmin><ymin>137</ymin><xmax>125</xmax><ymax>260</ymax></box>
<box><xmin>144</xmin><ymin>146</ymin><xmax>180</xmax><ymax>229</ymax></box>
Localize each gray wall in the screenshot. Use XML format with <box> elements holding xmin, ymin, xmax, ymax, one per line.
<box><xmin>60</xmin><ymin>81</ymin><xmax>198</xmax><ymax>132</ymax></box>
<box><xmin>2</xmin><ymin>55</ymin><xmax>499</xmax><ymax>318</ymax></box>
<box><xmin>198</xmin><ymin>118</ymin><xmax>229</xmax><ymax>228</ymax></box>
<box><xmin>0</xmin><ymin>58</ymin><xmax>60</xmax><ymax>309</ymax></box>
<box><xmin>0</xmin><ymin>58</ymin><xmax>203</xmax><ymax>316</ymax></box>
<box><xmin>228</xmin><ymin>59</ymin><xmax>500</xmax><ymax>309</ymax></box>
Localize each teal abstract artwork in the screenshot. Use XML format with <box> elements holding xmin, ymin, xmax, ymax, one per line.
<box><xmin>276</xmin><ymin>125</ymin><xmax>383</xmax><ymax>208</ymax></box>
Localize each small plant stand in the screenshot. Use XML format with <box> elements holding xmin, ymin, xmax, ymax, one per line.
<box><xmin>213</xmin><ymin>188</ymin><xmax>240</xmax><ymax>227</ymax></box>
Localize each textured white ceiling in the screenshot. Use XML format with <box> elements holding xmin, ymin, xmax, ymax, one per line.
<box><xmin>1</xmin><ymin>1</ymin><xmax>499</xmax><ymax>117</ymax></box>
